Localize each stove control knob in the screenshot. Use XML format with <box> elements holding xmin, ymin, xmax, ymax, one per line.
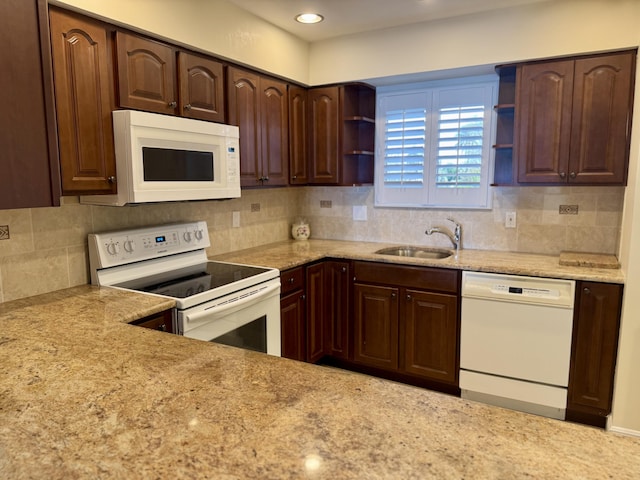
<box><xmin>106</xmin><ymin>242</ymin><xmax>120</xmax><ymax>255</ymax></box>
<box><xmin>123</xmin><ymin>239</ymin><xmax>135</xmax><ymax>253</ymax></box>
<box><xmin>183</xmin><ymin>231</ymin><xmax>192</xmax><ymax>242</ymax></box>
<box><xmin>194</xmin><ymin>229</ymin><xmax>203</xmax><ymax>241</ymax></box>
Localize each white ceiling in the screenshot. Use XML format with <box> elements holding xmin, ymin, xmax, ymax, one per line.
<box><xmin>226</xmin><ymin>0</ymin><xmax>558</xmax><ymax>42</ymax></box>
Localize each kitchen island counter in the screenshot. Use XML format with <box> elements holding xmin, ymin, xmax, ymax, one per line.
<box><xmin>211</xmin><ymin>239</ymin><xmax>625</xmax><ymax>284</ymax></box>
<box><xmin>1</xmin><ymin>284</ymin><xmax>639</xmax><ymax>478</ymax></box>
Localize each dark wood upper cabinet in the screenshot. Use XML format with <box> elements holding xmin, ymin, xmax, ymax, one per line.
<box><xmin>0</xmin><ymin>0</ymin><xmax>60</xmax><ymax>209</ymax></box>
<box><xmin>49</xmin><ymin>7</ymin><xmax>117</xmax><ymax>195</ymax></box>
<box><xmin>308</xmin><ymin>87</ymin><xmax>341</xmax><ymax>184</ymax></box>
<box><xmin>227</xmin><ymin>67</ymin><xmax>289</xmax><ymax>187</ymax></box>
<box><xmin>116</xmin><ymin>31</ymin><xmax>177</xmax><ymax>115</ymax></box>
<box><xmin>288</xmin><ymin>85</ymin><xmax>309</xmax><ymax>184</ymax></box>
<box><xmin>514</xmin><ymin>50</ymin><xmax>635</xmax><ymax>186</ymax></box>
<box><xmin>177</xmin><ymin>52</ymin><xmax>225</xmax><ymax>123</ymax></box>
<box><xmin>516</xmin><ymin>60</ymin><xmax>575</xmax><ymax>184</ymax></box>
<box><xmin>569</xmin><ymin>53</ymin><xmax>634</xmax><ymax>184</ymax></box>
<box><xmin>567</xmin><ymin>281</ymin><xmax>623</xmax><ymax>427</ymax></box>
<box><xmin>305</xmin><ymin>83</ymin><xmax>375</xmax><ymax>186</ymax></box>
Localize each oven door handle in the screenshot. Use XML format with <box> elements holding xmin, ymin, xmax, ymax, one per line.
<box><xmin>183</xmin><ymin>282</ymin><xmax>280</xmax><ymax>326</ymax></box>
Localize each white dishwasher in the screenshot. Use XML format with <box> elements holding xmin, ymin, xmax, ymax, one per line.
<box><xmin>460</xmin><ymin>271</ymin><xmax>575</xmax><ymax>420</ymax></box>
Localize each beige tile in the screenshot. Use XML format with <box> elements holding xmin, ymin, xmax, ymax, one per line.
<box><xmin>517</xmin><ymin>224</ymin><xmax>567</xmax><ymax>255</ymax></box>
<box><xmin>566</xmin><ymin>226</ymin><xmax>619</xmax><ymax>254</ymax></box>
<box><xmin>68</xmin><ymin>246</ymin><xmax>90</xmax><ymax>287</ymax></box>
<box><xmin>0</xmin><ymin>208</ymin><xmax>33</xmax><ymax>257</ymax></box>
<box><xmin>0</xmin><ymin>248</ymin><xmax>69</xmax><ymax>301</ymax></box>
<box><xmin>32</xmin><ymin>203</ymin><xmax>93</xmax><ymax>250</ymax></box>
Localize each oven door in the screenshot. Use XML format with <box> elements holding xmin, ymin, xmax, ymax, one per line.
<box><xmin>177</xmin><ymin>278</ymin><xmax>281</xmax><ymax>357</ymax></box>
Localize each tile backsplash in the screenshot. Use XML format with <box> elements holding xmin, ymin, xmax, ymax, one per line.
<box><xmin>0</xmin><ymin>185</ymin><xmax>623</xmax><ymax>303</ymax></box>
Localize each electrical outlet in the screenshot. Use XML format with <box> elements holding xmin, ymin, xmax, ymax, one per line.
<box><xmin>232</xmin><ymin>211</ymin><xmax>240</xmax><ymax>228</ymax></box>
<box><xmin>250</xmin><ymin>203</ymin><xmax>261</xmax><ymax>212</ymax></box>
<box><xmin>0</xmin><ymin>225</ymin><xmax>9</xmax><ymax>240</ymax></box>
<box><xmin>353</xmin><ymin>205</ymin><xmax>367</xmax><ymax>221</ymax></box>
<box><xmin>559</xmin><ymin>204</ymin><xmax>579</xmax><ymax>215</ymax></box>
<box><xmin>505</xmin><ymin>211</ymin><xmax>517</xmax><ymax>228</ymax></box>
<box><xmin>320</xmin><ymin>200</ymin><xmax>332</xmax><ymax>208</ymax></box>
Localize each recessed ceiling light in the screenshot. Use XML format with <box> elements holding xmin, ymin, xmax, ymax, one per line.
<box><xmin>295</xmin><ymin>13</ymin><xmax>324</xmax><ymax>24</ymax></box>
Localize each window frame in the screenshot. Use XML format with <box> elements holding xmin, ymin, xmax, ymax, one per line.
<box><xmin>374</xmin><ymin>75</ymin><xmax>498</xmax><ymax>209</ymax></box>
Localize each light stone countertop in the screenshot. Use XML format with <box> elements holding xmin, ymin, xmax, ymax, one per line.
<box><xmin>211</xmin><ymin>239</ymin><xmax>625</xmax><ymax>284</ymax></box>
<box><xmin>1</xmin><ymin>285</ymin><xmax>640</xmax><ymax>478</ymax></box>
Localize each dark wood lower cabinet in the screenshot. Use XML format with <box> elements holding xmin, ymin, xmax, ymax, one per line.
<box><xmin>280</xmin><ymin>290</ymin><xmax>306</xmax><ymax>361</ymax></box>
<box><xmin>353</xmin><ymin>283</ymin><xmax>399</xmax><ymax>370</ymax></box>
<box><xmin>130</xmin><ymin>310</ymin><xmax>174</xmax><ymax>334</ymax></box>
<box><xmin>305</xmin><ymin>263</ymin><xmax>326</xmax><ymax>363</ymax></box>
<box><xmin>566</xmin><ymin>281</ymin><xmax>623</xmax><ymax>427</ymax></box>
<box><xmin>402</xmin><ymin>289</ymin><xmax>458</xmax><ymax>384</ymax></box>
<box><xmin>352</xmin><ymin>261</ymin><xmax>460</xmax><ymax>390</ymax></box>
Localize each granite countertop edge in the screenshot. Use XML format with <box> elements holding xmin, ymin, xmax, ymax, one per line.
<box><xmin>211</xmin><ymin>239</ymin><xmax>625</xmax><ymax>284</ymax></box>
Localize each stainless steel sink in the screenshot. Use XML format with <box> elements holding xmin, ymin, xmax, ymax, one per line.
<box><xmin>374</xmin><ymin>246</ymin><xmax>453</xmax><ymax>259</ymax></box>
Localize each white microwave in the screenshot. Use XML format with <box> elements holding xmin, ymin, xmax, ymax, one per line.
<box><xmin>81</xmin><ymin>110</ymin><xmax>240</xmax><ymax>206</ymax></box>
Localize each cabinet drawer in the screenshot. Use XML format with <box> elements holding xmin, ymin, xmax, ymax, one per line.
<box><xmin>354</xmin><ymin>261</ymin><xmax>459</xmax><ymax>294</ymax></box>
<box><xmin>280</xmin><ymin>267</ymin><xmax>304</xmax><ymax>295</ymax></box>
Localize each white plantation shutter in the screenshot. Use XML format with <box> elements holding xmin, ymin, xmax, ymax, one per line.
<box><xmin>375</xmin><ymin>77</ymin><xmax>496</xmax><ymax>209</ymax></box>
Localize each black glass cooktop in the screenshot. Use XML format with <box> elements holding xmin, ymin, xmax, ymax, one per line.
<box><xmin>115</xmin><ymin>261</ymin><xmax>272</xmax><ymax>299</ymax></box>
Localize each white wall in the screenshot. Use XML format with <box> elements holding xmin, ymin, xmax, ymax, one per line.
<box><xmin>611</xmin><ymin>45</ymin><xmax>640</xmax><ymax>433</ymax></box>
<box><xmin>309</xmin><ymin>0</ymin><xmax>640</xmax><ymax>85</ymax></box>
<box><xmin>51</xmin><ymin>0</ymin><xmax>310</xmax><ymax>83</ymax></box>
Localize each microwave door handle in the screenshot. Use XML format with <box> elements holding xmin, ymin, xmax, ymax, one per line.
<box><xmin>183</xmin><ymin>282</ymin><xmax>280</xmax><ymax>326</ymax></box>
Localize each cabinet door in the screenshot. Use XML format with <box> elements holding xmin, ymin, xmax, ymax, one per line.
<box><xmin>308</xmin><ymin>87</ymin><xmax>340</xmax><ymax>184</ymax></box>
<box><xmin>116</xmin><ymin>31</ymin><xmax>177</xmax><ymax>114</ymax></box>
<box><xmin>305</xmin><ymin>263</ymin><xmax>326</xmax><ymax>363</ymax></box>
<box><xmin>288</xmin><ymin>86</ymin><xmax>308</xmax><ymax>184</ymax></box>
<box><xmin>0</xmin><ymin>0</ymin><xmax>60</xmax><ymax>209</ymax></box>
<box><xmin>353</xmin><ymin>283</ymin><xmax>399</xmax><ymax>371</ymax></box>
<box><xmin>568</xmin><ymin>52</ymin><xmax>635</xmax><ymax>185</ymax></box>
<box><xmin>324</xmin><ymin>261</ymin><xmax>350</xmax><ymax>360</ymax></box>
<box><xmin>49</xmin><ymin>8</ymin><xmax>117</xmax><ymax>195</ymax></box>
<box><xmin>227</xmin><ymin>67</ymin><xmax>261</xmax><ymax>187</ymax></box>
<box><xmin>177</xmin><ymin>52</ymin><xmax>225</xmax><ymax>123</ymax></box>
<box><xmin>567</xmin><ymin>282</ymin><xmax>623</xmax><ymax>419</ymax></box>
<box><xmin>260</xmin><ymin>78</ymin><xmax>289</xmax><ymax>186</ymax></box>
<box><xmin>516</xmin><ymin>60</ymin><xmax>574</xmax><ymax>183</ymax></box>
<box><xmin>401</xmin><ymin>289</ymin><xmax>458</xmax><ymax>384</ymax></box>
<box><xmin>280</xmin><ymin>291</ymin><xmax>306</xmax><ymax>361</ymax></box>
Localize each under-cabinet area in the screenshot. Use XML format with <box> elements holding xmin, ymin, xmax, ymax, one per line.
<box><xmin>269</xmin><ymin>244</ymin><xmax>625</xmax><ymax>428</ymax></box>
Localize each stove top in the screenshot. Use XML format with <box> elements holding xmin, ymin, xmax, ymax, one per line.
<box><xmin>88</xmin><ymin>221</ymin><xmax>280</xmax><ymax>310</ymax></box>
<box><xmin>114</xmin><ymin>261</ymin><xmax>273</xmax><ymax>299</ymax></box>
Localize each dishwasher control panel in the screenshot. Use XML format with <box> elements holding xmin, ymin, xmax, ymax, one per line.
<box><xmin>462</xmin><ymin>271</ymin><xmax>575</xmax><ymax>308</ymax></box>
<box><xmin>492</xmin><ymin>284</ymin><xmax>560</xmax><ymax>298</ymax></box>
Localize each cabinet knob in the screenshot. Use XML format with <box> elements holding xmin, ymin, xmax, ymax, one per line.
<box><xmin>288</xmin><ymin>277</ymin><xmax>295</xmax><ymax>283</ymax></box>
<box><xmin>583</xmin><ymin>287</ymin><xmax>591</xmax><ymax>295</ymax></box>
<box><xmin>157</xmin><ymin>323</ymin><xmax>166</xmax><ymax>332</ymax></box>
<box><xmin>570</xmin><ymin>172</ymin><xmax>577</xmax><ymax>179</ymax></box>
<box><xmin>292</xmin><ymin>175</ymin><xmax>297</xmax><ymax>180</ymax></box>
<box><xmin>107</xmin><ymin>176</ymin><xmax>116</xmax><ymax>184</ymax></box>
<box><xmin>168</xmin><ymin>101</ymin><xmax>177</xmax><ymax>108</ymax></box>
<box><xmin>263</xmin><ymin>176</ymin><xmax>269</xmax><ymax>181</ymax></box>
<box><xmin>406</xmin><ymin>294</ymin><xmax>412</xmax><ymax>301</ymax></box>
<box><xmin>559</xmin><ymin>172</ymin><xmax>567</xmax><ymax>179</ymax></box>
<box><xmin>341</xmin><ymin>267</ymin><xmax>347</xmax><ymax>273</ymax></box>
<box><xmin>301</xmin><ymin>294</ymin><xmax>306</xmax><ymax>300</ymax></box>
<box><xmin>391</xmin><ymin>293</ymin><xmax>396</xmax><ymax>299</ymax></box>
<box><xmin>184</xmin><ymin>104</ymin><xmax>192</xmax><ymax>110</ymax></box>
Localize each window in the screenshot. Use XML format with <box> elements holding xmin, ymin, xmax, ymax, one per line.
<box><xmin>375</xmin><ymin>76</ymin><xmax>497</xmax><ymax>208</ymax></box>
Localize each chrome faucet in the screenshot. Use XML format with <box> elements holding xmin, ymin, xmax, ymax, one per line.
<box><xmin>425</xmin><ymin>217</ymin><xmax>462</xmax><ymax>253</ymax></box>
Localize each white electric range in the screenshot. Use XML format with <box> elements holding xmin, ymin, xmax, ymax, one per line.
<box><xmin>88</xmin><ymin>221</ymin><xmax>281</xmax><ymax>356</ymax></box>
